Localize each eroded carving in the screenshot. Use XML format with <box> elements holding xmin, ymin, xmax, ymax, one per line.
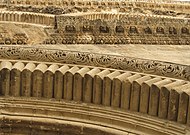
<box><xmin>144</xmin><ymin>27</ymin><xmax>152</xmax><ymax>34</ymax></box>
<box><xmin>65</xmin><ymin>25</ymin><xmax>76</xmax><ymax>33</ymax></box>
<box><xmin>169</xmin><ymin>27</ymin><xmax>177</xmax><ymax>34</ymax></box>
<box><xmin>99</xmin><ymin>26</ymin><xmax>109</xmax><ymax>33</ymax></box>
<box><xmin>181</xmin><ymin>27</ymin><xmax>189</xmax><ymax>34</ymax></box>
<box><xmin>116</xmin><ymin>26</ymin><xmax>124</xmax><ymax>33</ymax></box>
<box><xmin>129</xmin><ymin>26</ymin><xmax>138</xmax><ymax>34</ymax></box>
<box><xmin>82</xmin><ymin>25</ymin><xmax>93</xmax><ymax>33</ymax></box>
<box><xmin>156</xmin><ymin>27</ymin><xmax>164</xmax><ymax>34</ymax></box>
<box><xmin>0</xmin><ymin>46</ymin><xmax>188</xmax><ymax>81</ymax></box>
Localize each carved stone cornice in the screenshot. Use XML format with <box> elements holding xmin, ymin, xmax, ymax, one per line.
<box><xmin>0</xmin><ymin>46</ymin><xmax>189</xmax><ymax>81</ymax></box>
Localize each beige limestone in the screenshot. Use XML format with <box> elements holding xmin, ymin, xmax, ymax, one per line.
<box><xmin>140</xmin><ymin>77</ymin><xmax>162</xmax><ymax>114</ymax></box>
<box><xmin>103</xmin><ymin>71</ymin><xmax>121</xmax><ymax>106</ymax></box>
<box><xmin>21</xmin><ymin>63</ymin><xmax>36</xmax><ymax>97</ymax></box>
<box><xmin>93</xmin><ymin>69</ymin><xmax>110</xmax><ymax>104</ymax></box>
<box><xmin>83</xmin><ymin>68</ymin><xmax>101</xmax><ymax>103</ymax></box>
<box><xmin>64</xmin><ymin>66</ymin><xmax>80</xmax><ymax>100</ymax></box>
<box><xmin>73</xmin><ymin>67</ymin><xmax>90</xmax><ymax>101</ymax></box>
<box><xmin>130</xmin><ymin>75</ymin><xmax>151</xmax><ymax>112</ymax></box>
<box><xmin>54</xmin><ymin>65</ymin><xmax>69</xmax><ymax>99</ymax></box>
<box><xmin>149</xmin><ymin>79</ymin><xmax>172</xmax><ymax>116</ymax></box>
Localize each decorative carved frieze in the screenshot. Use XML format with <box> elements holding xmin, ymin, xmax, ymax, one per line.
<box><xmin>0</xmin><ymin>46</ymin><xmax>189</xmax><ymax>81</ymax></box>
<box><xmin>48</xmin><ymin>13</ymin><xmax>190</xmax><ymax>45</ymax></box>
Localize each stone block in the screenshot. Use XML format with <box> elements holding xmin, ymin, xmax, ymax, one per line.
<box><xmin>93</xmin><ymin>69</ymin><xmax>110</xmax><ymax>105</ymax></box>
<box><xmin>21</xmin><ymin>63</ymin><xmax>36</xmax><ymax>97</ymax></box>
<box><xmin>149</xmin><ymin>79</ymin><xmax>172</xmax><ymax>116</ymax></box>
<box><xmin>130</xmin><ymin>76</ymin><xmax>151</xmax><ymax>112</ymax></box>
<box><xmin>121</xmin><ymin>74</ymin><xmax>141</xmax><ymax>110</ymax></box>
<box><xmin>10</xmin><ymin>62</ymin><xmax>24</xmax><ymax>97</ymax></box>
<box><xmin>102</xmin><ymin>71</ymin><xmax>121</xmax><ymax>106</ymax></box>
<box><xmin>140</xmin><ymin>77</ymin><xmax>162</xmax><ymax>114</ymax></box>
<box><xmin>177</xmin><ymin>84</ymin><xmax>190</xmax><ymax>124</ymax></box>
<box><xmin>168</xmin><ymin>83</ymin><xmax>190</xmax><ymax>122</ymax></box>
<box><xmin>64</xmin><ymin>66</ymin><xmax>79</xmax><ymax>100</ymax></box>
<box><xmin>83</xmin><ymin>68</ymin><xmax>101</xmax><ymax>103</ymax></box>
<box><xmin>73</xmin><ymin>67</ymin><xmax>90</xmax><ymax>101</ymax></box>
<box><xmin>159</xmin><ymin>81</ymin><xmax>185</xmax><ymax>119</ymax></box>
<box><xmin>0</xmin><ymin>61</ymin><xmax>12</xmax><ymax>96</ymax></box>
<box><xmin>111</xmin><ymin>72</ymin><xmax>132</xmax><ymax>108</ymax></box>
<box><xmin>43</xmin><ymin>64</ymin><xmax>59</xmax><ymax>98</ymax></box>
<box><xmin>32</xmin><ymin>64</ymin><xmax>48</xmax><ymax>97</ymax></box>
<box><xmin>54</xmin><ymin>65</ymin><xmax>69</xmax><ymax>99</ymax></box>
<box><xmin>186</xmin><ymin>86</ymin><xmax>190</xmax><ymax>125</ymax></box>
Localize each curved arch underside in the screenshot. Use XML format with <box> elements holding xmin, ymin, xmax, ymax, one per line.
<box><xmin>0</xmin><ymin>97</ymin><xmax>189</xmax><ymax>135</ymax></box>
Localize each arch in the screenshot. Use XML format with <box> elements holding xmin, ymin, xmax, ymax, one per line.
<box><xmin>99</xmin><ymin>26</ymin><xmax>109</xmax><ymax>33</ymax></box>
<box><xmin>129</xmin><ymin>26</ymin><xmax>138</xmax><ymax>34</ymax></box>
<box><xmin>82</xmin><ymin>25</ymin><xmax>93</xmax><ymax>33</ymax></box>
<box><xmin>169</xmin><ymin>27</ymin><xmax>177</xmax><ymax>34</ymax></box>
<box><xmin>65</xmin><ymin>25</ymin><xmax>76</xmax><ymax>33</ymax></box>
<box><xmin>115</xmin><ymin>25</ymin><xmax>124</xmax><ymax>33</ymax></box>
<box><xmin>181</xmin><ymin>27</ymin><xmax>189</xmax><ymax>34</ymax></box>
<box><xmin>156</xmin><ymin>27</ymin><xmax>164</xmax><ymax>34</ymax></box>
<box><xmin>144</xmin><ymin>27</ymin><xmax>152</xmax><ymax>34</ymax></box>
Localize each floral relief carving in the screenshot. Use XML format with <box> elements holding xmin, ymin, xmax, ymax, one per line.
<box><xmin>0</xmin><ymin>46</ymin><xmax>188</xmax><ymax>81</ymax></box>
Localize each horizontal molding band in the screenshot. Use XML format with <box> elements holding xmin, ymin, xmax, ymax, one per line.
<box><xmin>0</xmin><ymin>97</ymin><xmax>189</xmax><ymax>135</ymax></box>
<box><xmin>0</xmin><ymin>11</ymin><xmax>55</xmax><ymax>26</ymax></box>
<box><xmin>0</xmin><ymin>45</ymin><xmax>189</xmax><ymax>81</ymax></box>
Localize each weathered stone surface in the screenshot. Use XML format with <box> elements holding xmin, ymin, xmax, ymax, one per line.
<box><xmin>43</xmin><ymin>64</ymin><xmax>59</xmax><ymax>98</ymax></box>
<box><xmin>0</xmin><ymin>60</ymin><xmax>189</xmax><ymax>135</ymax></box>
<box><xmin>10</xmin><ymin>62</ymin><xmax>24</xmax><ymax>97</ymax></box>
<box><xmin>111</xmin><ymin>72</ymin><xmax>132</xmax><ymax>108</ymax></box>
<box><xmin>64</xmin><ymin>66</ymin><xmax>80</xmax><ymax>100</ymax></box>
<box><xmin>177</xmin><ymin>84</ymin><xmax>190</xmax><ymax>124</ymax></box>
<box><xmin>130</xmin><ymin>76</ymin><xmax>151</xmax><ymax>112</ymax></box>
<box><xmin>0</xmin><ymin>0</ymin><xmax>190</xmax><ymax>133</ymax></box>
<box><xmin>168</xmin><ymin>83</ymin><xmax>190</xmax><ymax>124</ymax></box>
<box><xmin>93</xmin><ymin>70</ymin><xmax>110</xmax><ymax>104</ymax></box>
<box><xmin>149</xmin><ymin>79</ymin><xmax>172</xmax><ymax>116</ymax></box>
<box><xmin>73</xmin><ymin>67</ymin><xmax>90</xmax><ymax>101</ymax></box>
<box><xmin>0</xmin><ymin>61</ymin><xmax>12</xmax><ymax>96</ymax></box>
<box><xmin>103</xmin><ymin>71</ymin><xmax>121</xmax><ymax>106</ymax></box>
<box><xmin>32</xmin><ymin>64</ymin><xmax>48</xmax><ymax>97</ymax></box>
<box><xmin>159</xmin><ymin>81</ymin><xmax>185</xmax><ymax>119</ymax></box>
<box><xmin>121</xmin><ymin>74</ymin><xmax>141</xmax><ymax>110</ymax></box>
<box><xmin>21</xmin><ymin>63</ymin><xmax>36</xmax><ymax>97</ymax></box>
<box><xmin>54</xmin><ymin>65</ymin><xmax>69</xmax><ymax>99</ymax></box>
<box><xmin>83</xmin><ymin>68</ymin><xmax>101</xmax><ymax>103</ymax></box>
<box><xmin>140</xmin><ymin>77</ymin><xmax>162</xmax><ymax>114</ymax></box>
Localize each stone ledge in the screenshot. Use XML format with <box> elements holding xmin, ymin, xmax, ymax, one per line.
<box><xmin>0</xmin><ymin>46</ymin><xmax>189</xmax><ymax>81</ymax></box>
<box><xmin>0</xmin><ymin>97</ymin><xmax>189</xmax><ymax>135</ymax></box>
